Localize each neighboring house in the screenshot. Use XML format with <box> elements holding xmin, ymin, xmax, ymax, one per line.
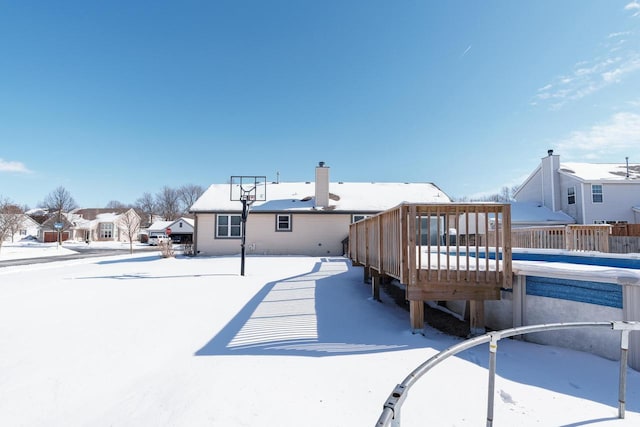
<box><xmin>189</xmin><ymin>162</ymin><xmax>451</xmax><ymax>256</ymax></box>
<box><xmin>166</xmin><ymin>217</ymin><xmax>195</xmax><ymax>243</ymax></box>
<box><xmin>510</xmin><ymin>202</ymin><xmax>575</xmax><ymax>228</ymax></box>
<box><xmin>146</xmin><ymin>220</ymin><xmax>174</xmax><ymax>241</ymax></box>
<box><xmin>67</xmin><ymin>208</ymin><xmax>142</xmax><ymax>242</ymax></box>
<box><xmin>515</xmin><ymin>150</ymin><xmax>640</xmax><ymax>225</ymax></box>
<box><xmin>39</xmin><ymin>215</ymin><xmax>73</xmax><ymax>242</ymax></box>
<box><xmin>0</xmin><ymin>213</ymin><xmax>40</xmax><ymax>242</ymax></box>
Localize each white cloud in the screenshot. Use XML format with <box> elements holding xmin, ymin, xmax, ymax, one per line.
<box><xmin>533</xmin><ymin>52</ymin><xmax>640</xmax><ymax>109</ymax></box>
<box><xmin>556</xmin><ymin>112</ymin><xmax>640</xmax><ymax>159</ymax></box>
<box><xmin>0</xmin><ymin>159</ymin><xmax>31</xmax><ymax>173</ymax></box>
<box><xmin>533</xmin><ymin>23</ymin><xmax>640</xmax><ymax>109</ymax></box>
<box><xmin>625</xmin><ymin>1</ymin><xmax>640</xmax><ymax>16</ymax></box>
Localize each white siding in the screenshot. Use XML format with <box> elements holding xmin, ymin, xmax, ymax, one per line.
<box><xmin>515</xmin><ymin>168</ymin><xmax>543</xmax><ymax>203</ymax></box>
<box><xmin>581</xmin><ymin>182</ymin><xmax>640</xmax><ymax>224</ymax></box>
<box><xmin>195</xmin><ymin>213</ymin><xmax>350</xmax><ymax>256</ymax></box>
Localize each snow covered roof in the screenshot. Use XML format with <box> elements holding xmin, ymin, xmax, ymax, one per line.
<box><xmin>558</xmin><ymin>162</ymin><xmax>640</xmax><ymax>181</ymax></box>
<box><xmin>510</xmin><ymin>202</ymin><xmax>576</xmax><ymax>226</ymax></box>
<box><xmin>171</xmin><ymin>217</ymin><xmax>194</xmax><ymax>227</ymax></box>
<box><xmin>148</xmin><ymin>220</ymin><xmax>173</xmax><ymax>232</ymax></box>
<box><xmin>190</xmin><ymin>182</ymin><xmax>449</xmax><ymax>213</ymax></box>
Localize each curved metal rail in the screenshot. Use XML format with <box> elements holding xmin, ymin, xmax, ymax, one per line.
<box><xmin>376</xmin><ymin>321</ymin><xmax>640</xmax><ymax>427</ymax></box>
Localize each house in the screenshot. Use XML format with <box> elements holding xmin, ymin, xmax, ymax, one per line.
<box><xmin>144</xmin><ymin>217</ymin><xmax>194</xmax><ymax>244</ymax></box>
<box><xmin>38</xmin><ymin>215</ymin><xmax>73</xmax><ymax>242</ymax></box>
<box><xmin>189</xmin><ymin>162</ymin><xmax>451</xmax><ymax>256</ymax></box>
<box><xmin>166</xmin><ymin>217</ymin><xmax>195</xmax><ymax>243</ymax></box>
<box><xmin>510</xmin><ymin>202</ymin><xmax>575</xmax><ymax>228</ymax></box>
<box><xmin>0</xmin><ymin>213</ymin><xmax>41</xmax><ymax>242</ymax></box>
<box><xmin>515</xmin><ymin>150</ymin><xmax>640</xmax><ymax>225</ymax></box>
<box><xmin>67</xmin><ymin>208</ymin><xmax>142</xmax><ymax>242</ymax></box>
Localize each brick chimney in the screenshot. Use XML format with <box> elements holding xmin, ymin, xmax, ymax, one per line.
<box><xmin>315</xmin><ymin>162</ymin><xmax>329</xmax><ymax>208</ymax></box>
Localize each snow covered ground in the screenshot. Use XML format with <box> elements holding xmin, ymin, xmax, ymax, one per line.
<box><xmin>0</xmin><ymin>240</ymin><xmax>148</xmax><ymax>261</ymax></box>
<box><xmin>0</xmin><ymin>246</ymin><xmax>639</xmax><ymax>426</ymax></box>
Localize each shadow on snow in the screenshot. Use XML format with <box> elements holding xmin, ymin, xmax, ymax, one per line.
<box><xmin>194</xmin><ymin>257</ymin><xmax>640</xmax><ymax>413</ymax></box>
<box><xmin>195</xmin><ymin>257</ymin><xmax>434</xmax><ymax>358</ymax></box>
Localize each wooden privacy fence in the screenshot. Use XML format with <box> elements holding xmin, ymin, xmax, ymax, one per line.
<box><xmin>349</xmin><ymin>203</ymin><xmax>512</xmax><ymax>331</ymax></box>
<box><xmin>510</xmin><ymin>224</ymin><xmax>613</xmax><ymax>252</ymax></box>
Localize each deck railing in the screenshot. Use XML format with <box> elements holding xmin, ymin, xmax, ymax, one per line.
<box><xmin>349</xmin><ymin>203</ymin><xmax>512</xmax><ymax>302</ymax></box>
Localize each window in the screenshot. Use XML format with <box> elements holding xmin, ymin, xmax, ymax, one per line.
<box><xmin>276</xmin><ymin>214</ymin><xmax>292</xmax><ymax>231</ymax></box>
<box><xmin>591</xmin><ymin>185</ymin><xmax>603</xmax><ymax>203</ymax></box>
<box><xmin>352</xmin><ymin>214</ymin><xmax>372</xmax><ymax>223</ymax></box>
<box><xmin>99</xmin><ymin>223</ymin><xmax>113</xmax><ymax>239</ymax></box>
<box><xmin>567</xmin><ymin>187</ymin><xmax>576</xmax><ymax>205</ymax></box>
<box><xmin>217</xmin><ymin>214</ymin><xmax>242</xmax><ymax>237</ymax></box>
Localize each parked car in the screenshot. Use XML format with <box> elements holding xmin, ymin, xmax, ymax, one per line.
<box><xmin>148</xmin><ymin>233</ymin><xmax>170</xmax><ymax>246</ymax></box>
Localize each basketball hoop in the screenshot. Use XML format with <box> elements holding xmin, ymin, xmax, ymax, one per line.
<box><xmin>229</xmin><ymin>175</ymin><xmax>267</xmax><ymax>276</ymax></box>
<box><xmin>241</xmin><ymin>193</ymin><xmax>257</xmax><ymax>206</ymax></box>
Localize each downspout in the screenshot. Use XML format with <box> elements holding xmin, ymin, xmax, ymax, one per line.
<box><xmin>193</xmin><ymin>213</ymin><xmax>199</xmax><ymax>255</ymax></box>
<box><xmin>580</xmin><ymin>183</ymin><xmax>587</xmax><ymax>224</ymax></box>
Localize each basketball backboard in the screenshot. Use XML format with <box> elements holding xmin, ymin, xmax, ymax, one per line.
<box><xmin>230</xmin><ymin>176</ymin><xmax>267</xmax><ymax>203</ymax></box>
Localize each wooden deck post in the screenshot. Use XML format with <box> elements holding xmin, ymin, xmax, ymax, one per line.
<box><xmin>469</xmin><ymin>300</ymin><xmax>485</xmax><ymax>336</ymax></box>
<box><xmin>363</xmin><ymin>266</ymin><xmax>371</xmax><ymax>284</ymax></box>
<box><xmin>410</xmin><ymin>300</ymin><xmax>424</xmax><ymax>333</ymax></box>
<box><xmin>371</xmin><ymin>270</ymin><xmax>381</xmax><ymax>301</ymax></box>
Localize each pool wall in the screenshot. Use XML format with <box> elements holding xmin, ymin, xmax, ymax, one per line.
<box><xmin>443</xmin><ymin>257</ymin><xmax>640</xmax><ymax>370</ymax></box>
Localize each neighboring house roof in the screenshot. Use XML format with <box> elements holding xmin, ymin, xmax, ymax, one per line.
<box><xmin>169</xmin><ymin>217</ymin><xmax>194</xmax><ymax>228</ymax></box>
<box><xmin>510</xmin><ymin>202</ymin><xmax>575</xmax><ymax>226</ymax></box>
<box><xmin>70</xmin><ymin>208</ymin><xmax>129</xmax><ymax>221</ymax></box>
<box><xmin>65</xmin><ymin>208</ymin><xmax>140</xmax><ymax>231</ymax></box>
<box><xmin>557</xmin><ymin>162</ymin><xmax>640</xmax><ymax>181</ymax></box>
<box><xmin>190</xmin><ymin>182</ymin><xmax>449</xmax><ymax>213</ymax></box>
<box><xmin>148</xmin><ymin>220</ymin><xmax>174</xmax><ymax>232</ymax></box>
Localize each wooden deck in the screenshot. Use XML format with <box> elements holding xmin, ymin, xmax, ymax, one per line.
<box><xmin>348</xmin><ymin>203</ymin><xmax>512</xmax><ymax>331</ymax></box>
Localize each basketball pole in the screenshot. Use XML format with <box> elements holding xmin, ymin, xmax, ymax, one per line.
<box><xmin>240</xmin><ymin>198</ymin><xmax>248</xmax><ymax>276</ymax></box>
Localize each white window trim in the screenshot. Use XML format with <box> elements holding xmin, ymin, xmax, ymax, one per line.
<box><xmin>352</xmin><ymin>214</ymin><xmax>372</xmax><ymax>223</ymax></box>
<box><xmin>276</xmin><ymin>214</ymin><xmax>292</xmax><ymax>232</ymax></box>
<box><xmin>567</xmin><ymin>186</ymin><xmax>576</xmax><ymax>205</ymax></box>
<box><xmin>591</xmin><ymin>184</ymin><xmax>603</xmax><ymax>204</ymax></box>
<box><xmin>216</xmin><ymin>214</ymin><xmax>242</xmax><ymax>238</ymax></box>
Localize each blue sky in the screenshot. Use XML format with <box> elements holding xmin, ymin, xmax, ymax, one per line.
<box><xmin>1</xmin><ymin>1</ymin><xmax>640</xmax><ymax>208</ymax></box>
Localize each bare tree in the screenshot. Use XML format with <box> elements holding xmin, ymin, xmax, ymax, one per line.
<box><xmin>118</xmin><ymin>209</ymin><xmax>141</xmax><ymax>254</ymax></box>
<box><xmin>135</xmin><ymin>192</ymin><xmax>156</xmax><ymax>227</ymax></box>
<box><xmin>42</xmin><ymin>186</ymin><xmax>77</xmax><ymax>243</ymax></box>
<box><xmin>155</xmin><ymin>186</ymin><xmax>181</xmax><ymax>221</ymax></box>
<box><xmin>455</xmin><ymin>185</ymin><xmax>518</xmax><ymax>203</ymax></box>
<box><xmin>105</xmin><ymin>200</ymin><xmax>129</xmax><ymax>209</ymax></box>
<box><xmin>178</xmin><ymin>184</ymin><xmax>205</xmax><ymax>214</ymax></box>
<box><xmin>5</xmin><ymin>204</ymin><xmax>25</xmax><ymax>243</ymax></box>
<box><xmin>0</xmin><ymin>197</ymin><xmax>24</xmax><ymax>252</ymax></box>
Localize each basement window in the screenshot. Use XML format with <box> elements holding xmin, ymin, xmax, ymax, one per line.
<box><xmin>276</xmin><ymin>214</ymin><xmax>292</xmax><ymax>232</ymax></box>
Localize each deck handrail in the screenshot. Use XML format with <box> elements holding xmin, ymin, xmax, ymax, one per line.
<box><xmin>349</xmin><ymin>203</ymin><xmax>513</xmax><ymax>288</ymax></box>
<box><xmin>375</xmin><ymin>321</ymin><xmax>640</xmax><ymax>427</ymax></box>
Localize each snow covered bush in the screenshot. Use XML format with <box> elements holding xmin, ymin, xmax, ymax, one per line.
<box><xmin>158</xmin><ymin>240</ymin><xmax>174</xmax><ymax>258</ymax></box>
